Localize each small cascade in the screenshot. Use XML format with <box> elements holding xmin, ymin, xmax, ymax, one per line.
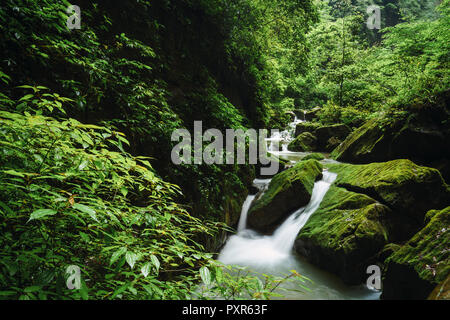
<box><xmin>266</xmin><ymin>116</ymin><xmax>303</xmax><ymax>153</ymax></box>
<box><xmin>219</xmin><ymin>171</ymin><xmax>335</xmax><ymax>267</ymax></box>
<box><xmin>237</xmin><ymin>195</ymin><xmax>256</xmax><ymax>232</ymax></box>
<box><xmin>271</xmin><ymin>171</ymin><xmax>337</xmax><ymax>253</ymax></box>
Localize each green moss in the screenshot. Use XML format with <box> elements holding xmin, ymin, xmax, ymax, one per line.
<box><xmin>386</xmin><ymin>206</ymin><xmax>450</xmax><ymax>284</ymax></box>
<box><xmin>299</xmin><ymin>185</ymin><xmax>389</xmax><ymax>249</ymax></box>
<box><xmin>295</xmin><ymin>122</ymin><xmax>321</xmax><ymax>136</ymax></box>
<box><xmin>288</xmin><ymin>132</ymin><xmax>317</xmax><ymax>152</ymax></box>
<box><xmin>325</xmin><ymin>160</ymin><xmax>450</xmax><ymax>222</ymax></box>
<box><xmin>330</xmin><ymin>119</ymin><xmax>386</xmax><ymax>162</ymax></box>
<box><xmin>302</xmin><ymin>153</ymin><xmax>325</xmax><ymax>161</ymax></box>
<box><xmin>296</xmin><ymin>185</ymin><xmax>392</xmax><ymax>283</ymax></box>
<box><xmin>248</xmin><ymin>159</ymin><xmax>323</xmax><ymax>231</ymax></box>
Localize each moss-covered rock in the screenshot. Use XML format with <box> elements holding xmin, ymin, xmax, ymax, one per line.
<box><xmin>302</xmin><ymin>153</ymin><xmax>325</xmax><ymax>161</ymax></box>
<box><xmin>255</xmin><ymin>153</ymin><xmax>289</xmax><ymax>178</ymax></box>
<box><xmin>295</xmin><ymin>160</ymin><xmax>449</xmax><ymax>286</ymax></box>
<box><xmin>330</xmin><ymin>119</ymin><xmax>390</xmax><ymax>163</ymax></box>
<box><xmin>427</xmin><ymin>275</ymin><xmax>450</xmax><ymax>300</ymax></box>
<box><xmin>327</xmin><ymin>160</ymin><xmax>450</xmax><ymax>231</ymax></box>
<box><xmin>294</xmin><ymin>122</ymin><xmax>321</xmax><ymax>138</ymax></box>
<box><xmin>331</xmin><ymin>116</ymin><xmax>450</xmax><ymax>181</ymax></box>
<box><xmin>288</xmin><ymin>132</ymin><xmax>318</xmax><ymax>152</ymax></box>
<box><xmin>382</xmin><ymin>207</ymin><xmax>450</xmax><ymax>300</ymax></box>
<box><xmin>295</xmin><ymin>185</ymin><xmax>392</xmax><ymax>284</ymax></box>
<box><xmin>305</xmin><ymin>107</ymin><xmax>321</xmax><ymax>121</ymax></box>
<box><xmin>247</xmin><ymin>160</ymin><xmax>323</xmax><ymax>233</ymax></box>
<box><xmin>314</xmin><ymin>124</ymin><xmax>351</xmax><ymax>152</ymax></box>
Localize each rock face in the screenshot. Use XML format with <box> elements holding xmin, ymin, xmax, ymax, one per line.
<box><xmin>382</xmin><ymin>207</ymin><xmax>450</xmax><ymax>300</ymax></box>
<box><xmin>295</xmin><ymin>160</ymin><xmax>450</xmax><ymax>285</ymax></box>
<box><xmin>304</xmin><ymin>107</ymin><xmax>321</xmax><ymax>121</ymax></box>
<box><xmin>292</xmin><ymin>123</ymin><xmax>351</xmax><ymax>152</ymax></box>
<box><xmin>326</xmin><ymin>160</ymin><xmax>450</xmax><ymax>228</ymax></box>
<box><xmin>247</xmin><ymin>160</ymin><xmax>323</xmax><ymax>233</ymax></box>
<box><xmin>295</xmin><ymin>185</ymin><xmax>392</xmax><ymax>284</ymax></box>
<box><xmin>288</xmin><ymin>132</ymin><xmax>317</xmax><ymax>152</ymax></box>
<box><xmin>331</xmin><ymin>117</ymin><xmax>450</xmax><ymax>181</ymax></box>
<box><xmin>314</xmin><ymin>124</ymin><xmax>351</xmax><ymax>152</ymax></box>
<box><xmin>427</xmin><ymin>275</ymin><xmax>450</xmax><ymax>300</ymax></box>
<box><xmin>294</xmin><ymin>122</ymin><xmax>321</xmax><ymax>138</ymax></box>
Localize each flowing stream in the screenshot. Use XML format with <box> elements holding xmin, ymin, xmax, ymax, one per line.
<box><xmin>218</xmin><ymin>116</ymin><xmax>381</xmax><ymax>300</ymax></box>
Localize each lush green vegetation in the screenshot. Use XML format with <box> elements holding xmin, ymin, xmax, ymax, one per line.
<box><xmin>0</xmin><ymin>0</ymin><xmax>448</xmax><ymax>300</ymax></box>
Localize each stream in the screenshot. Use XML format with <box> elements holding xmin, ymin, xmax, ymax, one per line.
<box><xmin>218</xmin><ymin>115</ymin><xmax>381</xmax><ymax>300</ymax></box>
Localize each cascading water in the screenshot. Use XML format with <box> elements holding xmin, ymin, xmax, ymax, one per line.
<box><xmin>218</xmin><ymin>171</ymin><xmax>335</xmax><ymax>268</ymax></box>
<box><xmin>237</xmin><ymin>195</ymin><xmax>256</xmax><ymax>232</ymax></box>
<box><xmin>218</xmin><ymin>116</ymin><xmax>381</xmax><ymax>300</ymax></box>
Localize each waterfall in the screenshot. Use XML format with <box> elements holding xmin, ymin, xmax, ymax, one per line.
<box><xmin>218</xmin><ymin>170</ymin><xmax>336</xmax><ymax>267</ymax></box>
<box><xmin>271</xmin><ymin>171</ymin><xmax>337</xmax><ymax>253</ymax></box>
<box><xmin>237</xmin><ymin>195</ymin><xmax>256</xmax><ymax>232</ymax></box>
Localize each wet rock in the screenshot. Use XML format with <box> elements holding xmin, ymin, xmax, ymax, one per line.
<box><xmin>295</xmin><ymin>160</ymin><xmax>450</xmax><ymax>286</ymax></box>
<box><xmin>247</xmin><ymin>160</ymin><xmax>323</xmax><ymax>233</ymax></box>
<box><xmin>294</xmin><ymin>122</ymin><xmax>321</xmax><ymax>138</ymax></box>
<box><xmin>331</xmin><ymin>117</ymin><xmax>450</xmax><ymax>181</ymax></box>
<box><xmin>305</xmin><ymin>107</ymin><xmax>321</xmax><ymax>121</ymax></box>
<box><xmin>295</xmin><ymin>185</ymin><xmax>392</xmax><ymax>284</ymax></box>
<box><xmin>288</xmin><ymin>132</ymin><xmax>317</xmax><ymax>152</ymax></box>
<box><xmin>314</xmin><ymin>124</ymin><xmax>351</xmax><ymax>152</ymax></box>
<box><xmin>382</xmin><ymin>207</ymin><xmax>450</xmax><ymax>300</ymax></box>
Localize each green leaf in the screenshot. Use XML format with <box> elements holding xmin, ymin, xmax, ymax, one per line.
<box><xmin>125</xmin><ymin>251</ymin><xmax>138</xmax><ymax>269</ymax></box>
<box><xmin>29</xmin><ymin>209</ymin><xmax>57</xmax><ymax>221</ymax></box>
<box><xmin>19</xmin><ymin>94</ymin><xmax>34</xmax><ymax>101</ymax></box>
<box><xmin>200</xmin><ymin>266</ymin><xmax>211</xmax><ymax>286</ymax></box>
<box><xmin>150</xmin><ymin>255</ymin><xmax>160</xmax><ymax>272</ymax></box>
<box><xmin>141</xmin><ymin>262</ymin><xmax>151</xmax><ymax>278</ymax></box>
<box><xmin>110</xmin><ymin>247</ymin><xmax>127</xmax><ymax>266</ymax></box>
<box><xmin>24</xmin><ymin>286</ymin><xmax>41</xmax><ymax>293</ymax></box>
<box><xmin>80</xmin><ymin>281</ymin><xmax>89</xmax><ymax>300</ymax></box>
<box><xmin>73</xmin><ymin>203</ymin><xmax>98</xmax><ymax>222</ymax></box>
<box><xmin>120</xmin><ymin>187</ymin><xmax>128</xmax><ymax>197</ymax></box>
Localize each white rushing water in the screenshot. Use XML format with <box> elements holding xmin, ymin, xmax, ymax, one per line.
<box><xmin>218</xmin><ymin>115</ymin><xmax>381</xmax><ymax>300</ymax></box>
<box><xmin>219</xmin><ymin>171</ymin><xmax>336</xmax><ymax>268</ymax></box>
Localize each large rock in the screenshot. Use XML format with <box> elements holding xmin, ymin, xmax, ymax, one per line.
<box><xmin>304</xmin><ymin>107</ymin><xmax>321</xmax><ymax>121</ymax></box>
<box><xmin>331</xmin><ymin>117</ymin><xmax>450</xmax><ymax>181</ymax></box>
<box><xmin>247</xmin><ymin>160</ymin><xmax>323</xmax><ymax>233</ymax></box>
<box><xmin>294</xmin><ymin>122</ymin><xmax>321</xmax><ymax>138</ymax></box>
<box><xmin>427</xmin><ymin>275</ymin><xmax>450</xmax><ymax>300</ymax></box>
<box><xmin>295</xmin><ymin>185</ymin><xmax>392</xmax><ymax>284</ymax></box>
<box><xmin>295</xmin><ymin>160</ymin><xmax>450</xmax><ymax>286</ymax></box>
<box><xmin>314</xmin><ymin>124</ymin><xmax>351</xmax><ymax>152</ymax></box>
<box><xmin>382</xmin><ymin>207</ymin><xmax>450</xmax><ymax>300</ymax></box>
<box><xmin>288</xmin><ymin>132</ymin><xmax>317</xmax><ymax>152</ymax></box>
<box><xmin>326</xmin><ymin>160</ymin><xmax>450</xmax><ymax>229</ymax></box>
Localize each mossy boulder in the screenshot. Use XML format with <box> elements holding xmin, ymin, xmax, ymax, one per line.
<box><xmin>247</xmin><ymin>160</ymin><xmax>323</xmax><ymax>233</ymax></box>
<box><xmin>255</xmin><ymin>153</ymin><xmax>289</xmax><ymax>178</ymax></box>
<box><xmin>331</xmin><ymin>117</ymin><xmax>450</xmax><ymax>181</ymax></box>
<box><xmin>330</xmin><ymin>119</ymin><xmax>390</xmax><ymax>163</ymax></box>
<box><xmin>314</xmin><ymin>124</ymin><xmax>351</xmax><ymax>152</ymax></box>
<box><xmin>305</xmin><ymin>107</ymin><xmax>321</xmax><ymax>121</ymax></box>
<box><xmin>302</xmin><ymin>153</ymin><xmax>325</xmax><ymax>161</ymax></box>
<box><xmin>294</xmin><ymin>122</ymin><xmax>321</xmax><ymax>138</ymax></box>
<box><xmin>295</xmin><ymin>160</ymin><xmax>449</xmax><ymax>286</ymax></box>
<box><xmin>295</xmin><ymin>185</ymin><xmax>392</xmax><ymax>284</ymax></box>
<box><xmin>427</xmin><ymin>275</ymin><xmax>450</xmax><ymax>300</ymax></box>
<box><xmin>382</xmin><ymin>207</ymin><xmax>450</xmax><ymax>300</ymax></box>
<box><xmin>327</xmin><ymin>160</ymin><xmax>450</xmax><ymax>231</ymax></box>
<box><xmin>288</xmin><ymin>132</ymin><xmax>318</xmax><ymax>152</ymax></box>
